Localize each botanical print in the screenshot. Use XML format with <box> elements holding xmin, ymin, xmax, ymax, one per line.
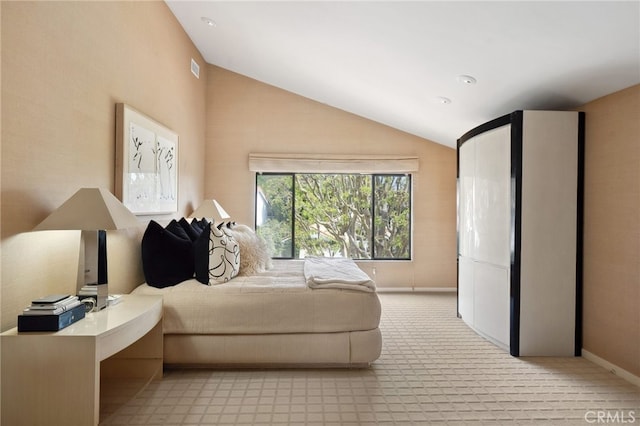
<box><xmin>127</xmin><ymin>122</ymin><xmax>157</xmax><ymax>209</ymax></box>
<box><xmin>129</xmin><ymin>122</ymin><xmax>156</xmax><ymax>173</ymax></box>
<box><xmin>156</xmin><ymin>136</ymin><xmax>176</xmax><ymax>202</ymax></box>
<box><xmin>118</xmin><ymin>103</ymin><xmax>178</xmax><ymax>215</ymax></box>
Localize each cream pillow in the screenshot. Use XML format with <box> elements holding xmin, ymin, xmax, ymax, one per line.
<box><xmin>225</xmin><ymin>223</ymin><xmax>272</xmax><ymax>275</ymax></box>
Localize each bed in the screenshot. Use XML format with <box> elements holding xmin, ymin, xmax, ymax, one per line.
<box><xmin>132</xmin><ymin>219</ymin><xmax>382</xmax><ymax>367</ymax></box>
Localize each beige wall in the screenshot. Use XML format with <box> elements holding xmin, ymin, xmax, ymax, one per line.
<box><xmin>581</xmin><ymin>84</ymin><xmax>640</xmax><ymax>377</ymax></box>
<box><xmin>1</xmin><ymin>1</ymin><xmax>207</xmax><ymax>330</ymax></box>
<box><xmin>204</xmin><ymin>65</ymin><xmax>458</xmax><ymax>289</ymax></box>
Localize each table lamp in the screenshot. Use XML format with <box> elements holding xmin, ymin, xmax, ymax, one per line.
<box><xmin>33</xmin><ymin>188</ymin><xmax>140</xmax><ymax>309</ymax></box>
<box><xmin>189</xmin><ymin>199</ymin><xmax>230</xmax><ymax>224</ymax></box>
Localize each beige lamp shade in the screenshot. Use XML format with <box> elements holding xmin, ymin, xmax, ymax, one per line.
<box><xmin>32</xmin><ymin>188</ymin><xmax>139</xmax><ymax>308</ymax></box>
<box><xmin>189</xmin><ymin>199</ymin><xmax>230</xmax><ymax>222</ymax></box>
<box><xmin>34</xmin><ymin>188</ymin><xmax>140</xmax><ymax>231</ymax></box>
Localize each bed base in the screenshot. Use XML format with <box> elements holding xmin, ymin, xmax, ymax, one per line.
<box><xmin>163</xmin><ymin>328</ymin><xmax>381</xmax><ymax>367</ymax></box>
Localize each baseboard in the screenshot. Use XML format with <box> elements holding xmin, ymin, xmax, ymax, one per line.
<box><xmin>582</xmin><ymin>349</ymin><xmax>640</xmax><ymax>388</ymax></box>
<box><xmin>376</xmin><ymin>287</ymin><xmax>456</xmax><ymax>293</ymax></box>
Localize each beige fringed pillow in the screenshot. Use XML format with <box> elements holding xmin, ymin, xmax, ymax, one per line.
<box><xmin>225</xmin><ymin>223</ymin><xmax>273</xmax><ymax>275</ymax></box>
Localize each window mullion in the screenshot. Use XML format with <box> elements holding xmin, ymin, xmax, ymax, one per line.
<box><xmin>371</xmin><ymin>174</ymin><xmax>376</xmax><ymax>259</ymax></box>
<box><xmin>291</xmin><ymin>173</ymin><xmax>296</xmax><ymax>259</ymax></box>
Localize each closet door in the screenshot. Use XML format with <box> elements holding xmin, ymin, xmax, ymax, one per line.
<box><xmin>458</xmin><ymin>139</ymin><xmax>475</xmax><ymax>259</ymax></box>
<box><xmin>457</xmin><ymin>123</ymin><xmax>511</xmax><ymax>344</ymax></box>
<box><xmin>473</xmin><ymin>261</ymin><xmax>510</xmax><ymax>347</ymax></box>
<box><xmin>472</xmin><ymin>125</ymin><xmax>511</xmax><ymax>266</ymax></box>
<box><xmin>471</xmin><ymin>125</ymin><xmax>511</xmax><ymax>348</ymax></box>
<box><xmin>457</xmin><ymin>140</ymin><xmax>475</xmax><ymax>323</ymax></box>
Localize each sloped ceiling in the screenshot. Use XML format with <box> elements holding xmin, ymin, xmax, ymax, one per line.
<box><xmin>166</xmin><ymin>1</ymin><xmax>640</xmax><ymax>148</ymax></box>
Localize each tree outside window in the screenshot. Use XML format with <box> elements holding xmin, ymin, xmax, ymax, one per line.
<box><xmin>256</xmin><ymin>173</ymin><xmax>411</xmax><ymax>260</ymax></box>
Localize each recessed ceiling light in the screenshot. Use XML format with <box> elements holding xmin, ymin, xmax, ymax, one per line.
<box><xmin>201</xmin><ymin>17</ymin><xmax>216</xmax><ymax>27</ymax></box>
<box><xmin>434</xmin><ymin>96</ymin><xmax>452</xmax><ymax>105</ymax></box>
<box><xmin>457</xmin><ymin>75</ymin><xmax>477</xmax><ymax>85</ymax></box>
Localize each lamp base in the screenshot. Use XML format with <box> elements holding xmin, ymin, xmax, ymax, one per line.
<box><xmin>78</xmin><ymin>229</ymin><xmax>109</xmax><ymax>310</ymax></box>
<box><xmin>78</xmin><ymin>283</ymin><xmax>108</xmax><ymax>310</ymax></box>
<box><xmin>95</xmin><ymin>283</ymin><xmax>108</xmax><ymax>310</ymax></box>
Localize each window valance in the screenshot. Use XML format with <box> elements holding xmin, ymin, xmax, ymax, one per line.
<box><xmin>248</xmin><ymin>153</ymin><xmax>419</xmax><ymax>173</ymax></box>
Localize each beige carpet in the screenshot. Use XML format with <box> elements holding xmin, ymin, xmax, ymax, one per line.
<box><xmin>101</xmin><ymin>293</ymin><xmax>639</xmax><ymax>425</ymax></box>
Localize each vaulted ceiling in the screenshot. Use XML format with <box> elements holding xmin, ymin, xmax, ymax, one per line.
<box><xmin>166</xmin><ymin>1</ymin><xmax>640</xmax><ymax>148</ymax></box>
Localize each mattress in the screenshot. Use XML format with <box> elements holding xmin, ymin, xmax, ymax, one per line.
<box><xmin>131</xmin><ymin>260</ymin><xmax>381</xmax><ymax>335</ymax></box>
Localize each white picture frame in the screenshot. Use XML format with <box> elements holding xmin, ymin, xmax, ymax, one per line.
<box><xmin>115</xmin><ymin>103</ymin><xmax>178</xmax><ymax>215</ymax></box>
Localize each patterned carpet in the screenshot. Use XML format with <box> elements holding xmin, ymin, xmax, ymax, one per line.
<box><xmin>101</xmin><ymin>293</ymin><xmax>639</xmax><ymax>425</ymax></box>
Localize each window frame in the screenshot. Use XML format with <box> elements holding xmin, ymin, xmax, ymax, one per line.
<box><xmin>255</xmin><ymin>172</ymin><xmax>412</xmax><ymax>261</ymax></box>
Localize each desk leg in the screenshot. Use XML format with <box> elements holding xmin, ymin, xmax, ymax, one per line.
<box><xmin>1</xmin><ymin>335</ymin><xmax>100</xmax><ymax>426</ymax></box>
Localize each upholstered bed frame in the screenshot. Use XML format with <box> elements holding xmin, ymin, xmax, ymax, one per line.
<box><xmin>163</xmin><ymin>330</ymin><xmax>382</xmax><ymax>367</ymax></box>
<box><xmin>133</xmin><ymin>260</ymin><xmax>382</xmax><ymax>367</ymax></box>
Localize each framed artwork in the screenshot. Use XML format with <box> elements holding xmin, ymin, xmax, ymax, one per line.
<box><xmin>115</xmin><ymin>103</ymin><xmax>178</xmax><ymax>215</ymax></box>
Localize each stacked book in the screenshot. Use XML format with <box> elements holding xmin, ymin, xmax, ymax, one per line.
<box><xmin>18</xmin><ymin>294</ymin><xmax>86</xmax><ymax>332</ymax></box>
<box><xmin>22</xmin><ymin>294</ymin><xmax>81</xmax><ymax>315</ymax></box>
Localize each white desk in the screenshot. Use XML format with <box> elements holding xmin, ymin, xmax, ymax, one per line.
<box><xmin>1</xmin><ymin>295</ymin><xmax>163</xmax><ymax>426</ymax></box>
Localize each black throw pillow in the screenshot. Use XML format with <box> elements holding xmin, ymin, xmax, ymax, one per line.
<box><xmin>141</xmin><ymin>220</ymin><xmax>195</xmax><ymax>288</ymax></box>
<box><xmin>190</xmin><ymin>218</ymin><xmax>205</xmax><ymax>233</ymax></box>
<box><xmin>194</xmin><ymin>221</ymin><xmax>211</xmax><ymax>284</ymax></box>
<box><xmin>178</xmin><ymin>217</ymin><xmax>202</xmax><ymax>242</ymax></box>
<box><xmin>166</xmin><ymin>219</ymin><xmax>192</xmax><ymax>241</ymax></box>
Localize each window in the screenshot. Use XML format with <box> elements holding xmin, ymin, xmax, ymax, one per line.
<box><xmin>256</xmin><ymin>173</ymin><xmax>411</xmax><ymax>260</ymax></box>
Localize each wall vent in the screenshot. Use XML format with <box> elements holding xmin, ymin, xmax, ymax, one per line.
<box><xmin>191</xmin><ymin>58</ymin><xmax>200</xmax><ymax>79</ymax></box>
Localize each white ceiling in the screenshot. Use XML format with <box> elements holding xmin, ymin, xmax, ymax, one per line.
<box><xmin>166</xmin><ymin>1</ymin><xmax>640</xmax><ymax>148</ymax></box>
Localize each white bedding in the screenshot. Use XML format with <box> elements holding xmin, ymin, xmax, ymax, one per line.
<box><xmin>131</xmin><ymin>260</ymin><xmax>381</xmax><ymax>335</ymax></box>
<box><xmin>304</xmin><ymin>256</ymin><xmax>376</xmax><ymax>292</ymax></box>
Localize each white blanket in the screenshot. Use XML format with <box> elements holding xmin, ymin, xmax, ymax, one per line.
<box><xmin>304</xmin><ymin>256</ymin><xmax>376</xmax><ymax>292</ymax></box>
